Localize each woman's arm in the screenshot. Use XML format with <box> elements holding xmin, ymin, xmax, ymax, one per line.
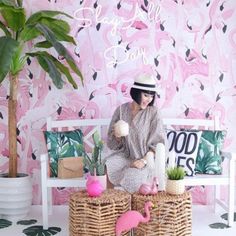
<box><xmin>131</xmin><ymin>151</ymin><xmax>155</xmax><ymax>169</ymax></box>
<box><xmin>107</xmin><ymin>106</ymin><xmax>125</xmax><ymax>150</ymax></box>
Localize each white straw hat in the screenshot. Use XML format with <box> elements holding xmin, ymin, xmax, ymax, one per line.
<box><xmin>131</xmin><ymin>74</ymin><xmax>157</xmax><ymax>92</ymax></box>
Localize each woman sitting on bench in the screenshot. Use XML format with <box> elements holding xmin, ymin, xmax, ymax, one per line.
<box><xmin>105</xmin><ymin>74</ymin><xmax>166</xmax><ymax>193</ymax></box>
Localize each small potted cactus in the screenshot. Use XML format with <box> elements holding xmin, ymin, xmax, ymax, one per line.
<box><xmin>166</xmin><ymin>167</ymin><xmax>186</xmax><ymax>195</ymax></box>
<box><xmin>83</xmin><ymin>131</ymin><xmax>106</xmax><ymax>189</ymax></box>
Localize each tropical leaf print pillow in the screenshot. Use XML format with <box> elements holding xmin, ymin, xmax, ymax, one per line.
<box><xmin>44</xmin><ymin>129</ymin><xmax>84</xmax><ymax>177</ymax></box>
<box><xmin>195</xmin><ymin>130</ymin><xmax>227</xmax><ymax>174</ymax></box>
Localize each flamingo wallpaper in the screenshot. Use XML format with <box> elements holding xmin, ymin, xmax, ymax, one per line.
<box><xmin>0</xmin><ymin>0</ymin><xmax>236</xmax><ymax>205</ymax></box>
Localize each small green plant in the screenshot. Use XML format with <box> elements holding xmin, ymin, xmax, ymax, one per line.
<box><xmin>83</xmin><ymin>131</ymin><xmax>105</xmax><ymax>176</ymax></box>
<box><xmin>167</xmin><ymin>167</ymin><xmax>186</xmax><ymax>180</ymax></box>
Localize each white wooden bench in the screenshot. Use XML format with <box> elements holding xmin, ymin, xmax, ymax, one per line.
<box><xmin>40</xmin><ymin>116</ymin><xmax>236</xmax><ymax>229</ymax></box>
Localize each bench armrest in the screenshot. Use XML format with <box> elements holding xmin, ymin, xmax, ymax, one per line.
<box><xmin>40</xmin><ymin>153</ymin><xmax>49</xmax><ymax>162</ymax></box>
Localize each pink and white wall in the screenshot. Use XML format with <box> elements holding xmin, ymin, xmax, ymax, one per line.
<box><xmin>0</xmin><ymin>0</ymin><xmax>236</xmax><ymax>205</ymax></box>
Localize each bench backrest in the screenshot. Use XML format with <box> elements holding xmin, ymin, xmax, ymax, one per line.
<box><xmin>47</xmin><ymin>117</ymin><xmax>111</xmax><ymax>149</ymax></box>
<box><xmin>46</xmin><ymin>116</ymin><xmax>220</xmax><ymax>149</ymax></box>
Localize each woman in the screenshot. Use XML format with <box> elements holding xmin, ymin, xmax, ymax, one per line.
<box><xmin>105</xmin><ymin>74</ymin><xmax>166</xmax><ymax>193</ymax></box>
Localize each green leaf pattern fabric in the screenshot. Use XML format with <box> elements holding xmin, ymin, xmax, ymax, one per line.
<box><xmin>44</xmin><ymin>129</ymin><xmax>84</xmax><ymax>177</ymax></box>
<box><xmin>195</xmin><ymin>130</ymin><xmax>226</xmax><ymax>174</ymax></box>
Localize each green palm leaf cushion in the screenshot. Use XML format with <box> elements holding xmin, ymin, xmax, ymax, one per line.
<box><xmin>195</xmin><ymin>130</ymin><xmax>227</xmax><ymax>174</ymax></box>
<box><xmin>44</xmin><ymin>129</ymin><xmax>84</xmax><ymax>177</ymax></box>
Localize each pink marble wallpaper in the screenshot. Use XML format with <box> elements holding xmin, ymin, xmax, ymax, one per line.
<box><xmin>0</xmin><ymin>0</ymin><xmax>236</xmax><ymax>205</ymax></box>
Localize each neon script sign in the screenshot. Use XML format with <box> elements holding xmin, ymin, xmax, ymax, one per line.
<box><xmin>74</xmin><ymin>2</ymin><xmax>161</xmax><ymax>67</ymax></box>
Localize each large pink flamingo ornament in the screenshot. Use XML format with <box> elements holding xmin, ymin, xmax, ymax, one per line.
<box><xmin>115</xmin><ymin>201</ymin><xmax>154</xmax><ymax>236</ymax></box>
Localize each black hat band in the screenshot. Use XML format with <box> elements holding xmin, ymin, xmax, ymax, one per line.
<box><xmin>134</xmin><ymin>82</ymin><xmax>156</xmax><ymax>88</ymax></box>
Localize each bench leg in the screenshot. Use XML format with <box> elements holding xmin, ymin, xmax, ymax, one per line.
<box><xmin>48</xmin><ymin>188</ymin><xmax>53</xmax><ymax>215</ymax></box>
<box><xmin>214</xmin><ymin>185</ymin><xmax>220</xmax><ymax>213</ymax></box>
<box><xmin>42</xmin><ymin>184</ymin><xmax>49</xmax><ymax>229</ymax></box>
<box><xmin>228</xmin><ymin>158</ymin><xmax>235</xmax><ymax>227</ymax></box>
<box><xmin>41</xmin><ymin>154</ymin><xmax>49</xmax><ymax>229</ymax></box>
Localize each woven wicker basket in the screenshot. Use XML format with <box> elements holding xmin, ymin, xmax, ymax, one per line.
<box><xmin>166</xmin><ymin>179</ymin><xmax>185</xmax><ymax>195</ymax></box>
<box><xmin>132</xmin><ymin>191</ymin><xmax>192</xmax><ymax>236</ymax></box>
<box><xmin>69</xmin><ymin>189</ymin><xmax>131</xmax><ymax>236</ymax></box>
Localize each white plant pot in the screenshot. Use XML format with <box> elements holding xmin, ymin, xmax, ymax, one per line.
<box><xmin>0</xmin><ymin>173</ymin><xmax>32</xmax><ymax>220</ymax></box>
<box><xmin>94</xmin><ymin>175</ymin><xmax>107</xmax><ymax>190</ymax></box>
<box><xmin>166</xmin><ymin>179</ymin><xmax>185</xmax><ymax>195</ymax></box>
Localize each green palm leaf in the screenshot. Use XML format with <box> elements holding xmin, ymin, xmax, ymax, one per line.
<box><xmin>10</xmin><ymin>43</ymin><xmax>27</xmax><ymax>76</ymax></box>
<box><xmin>74</xmin><ymin>143</ymin><xmax>84</xmax><ymax>156</ymax></box>
<box><xmin>0</xmin><ymin>20</ymin><xmax>11</xmax><ymax>36</ymax></box>
<box><xmin>19</xmin><ymin>25</ymin><xmax>41</xmax><ymax>42</ymax></box>
<box><xmin>61</xmin><ymin>144</ymin><xmax>75</xmax><ymax>157</ymax></box>
<box><xmin>0</xmin><ymin>36</ymin><xmax>19</xmax><ymax>82</ymax></box>
<box><xmin>195</xmin><ymin>131</ymin><xmax>226</xmax><ymax>174</ymax></box>
<box><xmin>35</xmin><ymin>23</ymin><xmax>83</xmax><ymax>83</ymax></box>
<box><xmin>34</xmin><ymin>53</ymin><xmax>64</xmax><ymax>89</ymax></box>
<box><xmin>0</xmin><ymin>3</ymin><xmax>26</xmax><ymax>31</ymax></box>
<box><xmin>0</xmin><ymin>1</ymin><xmax>17</xmax><ymax>7</ymax></box>
<box><xmin>34</xmin><ymin>41</ymin><xmax>52</xmax><ymax>48</ymax></box>
<box><xmin>20</xmin><ymin>18</ymin><xmax>74</xmax><ymax>43</ymax></box>
<box><xmin>25</xmin><ymin>10</ymin><xmax>72</xmax><ymax>25</ymax></box>
<box><xmin>40</xmin><ymin>18</ymin><xmax>75</xmax><ymax>44</ymax></box>
<box><xmin>28</xmin><ymin>51</ymin><xmax>78</xmax><ymax>89</ymax></box>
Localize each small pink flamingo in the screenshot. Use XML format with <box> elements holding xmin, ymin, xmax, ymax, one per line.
<box><xmin>115</xmin><ymin>201</ymin><xmax>154</xmax><ymax>236</ymax></box>
<box><xmin>150</xmin><ymin>177</ymin><xmax>158</xmax><ymax>195</ymax></box>
<box><xmin>139</xmin><ymin>177</ymin><xmax>158</xmax><ymax>195</ymax></box>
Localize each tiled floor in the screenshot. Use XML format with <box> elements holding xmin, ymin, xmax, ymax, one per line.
<box><xmin>0</xmin><ymin>205</ymin><xmax>235</xmax><ymax>236</ymax></box>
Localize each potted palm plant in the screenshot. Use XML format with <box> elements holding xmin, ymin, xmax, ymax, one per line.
<box><xmin>83</xmin><ymin>131</ymin><xmax>107</xmax><ymax>189</ymax></box>
<box><xmin>0</xmin><ymin>0</ymin><xmax>83</xmax><ymax>220</ymax></box>
<box><xmin>166</xmin><ymin>166</ymin><xmax>186</xmax><ymax>195</ymax></box>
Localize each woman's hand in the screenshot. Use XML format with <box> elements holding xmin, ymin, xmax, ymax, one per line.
<box><xmin>111</xmin><ymin>127</ymin><xmax>122</xmax><ymax>142</ymax></box>
<box><xmin>131</xmin><ymin>159</ymin><xmax>147</xmax><ymax>169</ymax></box>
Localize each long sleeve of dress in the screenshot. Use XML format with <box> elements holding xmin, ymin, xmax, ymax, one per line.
<box><xmin>107</xmin><ymin>106</ymin><xmax>124</xmax><ymax>150</ymax></box>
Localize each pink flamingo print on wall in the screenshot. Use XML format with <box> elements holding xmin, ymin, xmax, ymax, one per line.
<box><xmin>115</xmin><ymin>201</ymin><xmax>154</xmax><ymax>236</ymax></box>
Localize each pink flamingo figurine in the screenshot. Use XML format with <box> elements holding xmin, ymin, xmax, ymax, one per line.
<box><xmin>139</xmin><ymin>177</ymin><xmax>158</xmax><ymax>195</ymax></box>
<box><xmin>139</xmin><ymin>182</ymin><xmax>152</xmax><ymax>195</ymax></box>
<box><xmin>115</xmin><ymin>201</ymin><xmax>154</xmax><ymax>236</ymax></box>
<box><xmin>150</xmin><ymin>177</ymin><xmax>158</xmax><ymax>195</ymax></box>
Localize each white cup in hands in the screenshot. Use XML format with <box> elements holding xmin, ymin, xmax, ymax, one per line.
<box><xmin>113</xmin><ymin>120</ymin><xmax>129</xmax><ymax>137</ymax></box>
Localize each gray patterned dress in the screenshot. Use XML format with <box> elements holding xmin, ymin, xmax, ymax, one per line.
<box><xmin>105</xmin><ymin>102</ymin><xmax>165</xmax><ymax>193</ymax></box>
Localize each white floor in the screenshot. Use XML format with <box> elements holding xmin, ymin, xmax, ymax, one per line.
<box><xmin>0</xmin><ymin>205</ymin><xmax>235</xmax><ymax>236</ymax></box>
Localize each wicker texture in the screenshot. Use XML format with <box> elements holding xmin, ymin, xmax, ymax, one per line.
<box><xmin>166</xmin><ymin>179</ymin><xmax>185</xmax><ymax>195</ymax></box>
<box><xmin>69</xmin><ymin>189</ymin><xmax>131</xmax><ymax>236</ymax></box>
<box><xmin>132</xmin><ymin>191</ymin><xmax>192</xmax><ymax>236</ymax></box>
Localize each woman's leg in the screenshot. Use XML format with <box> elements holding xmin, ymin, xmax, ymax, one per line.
<box><xmin>105</xmin><ymin>154</ymin><xmax>129</xmax><ymax>188</ymax></box>
<box><xmin>105</xmin><ymin>166</ymin><xmax>114</xmax><ymax>189</ymax></box>
<box><xmin>155</xmin><ymin>143</ymin><xmax>166</xmax><ymax>191</ymax></box>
